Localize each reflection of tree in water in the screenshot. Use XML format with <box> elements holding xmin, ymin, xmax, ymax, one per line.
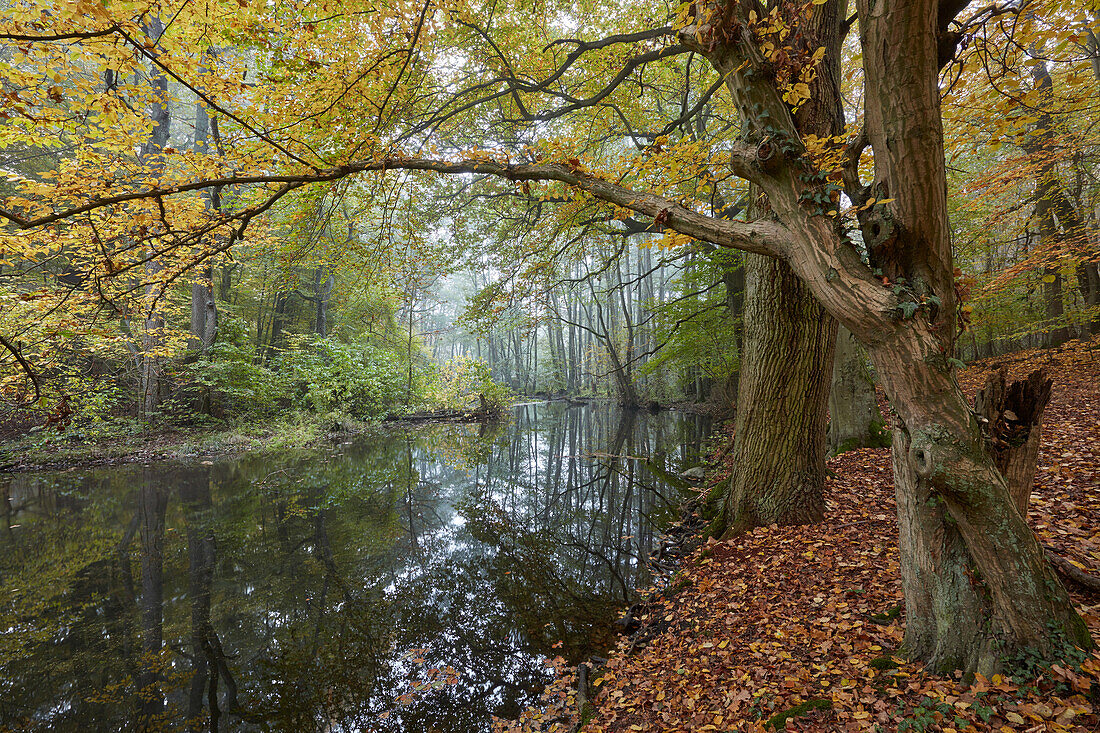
<box><xmin>0</xmin><ymin>404</ymin><xmax>707</xmax><ymax>732</ymax></box>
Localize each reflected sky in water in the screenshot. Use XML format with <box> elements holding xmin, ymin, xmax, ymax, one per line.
<box><xmin>0</xmin><ymin>402</ymin><xmax>709</xmax><ymax>732</ymax></box>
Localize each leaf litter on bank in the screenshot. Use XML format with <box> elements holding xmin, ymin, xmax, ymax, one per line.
<box><xmin>492</xmin><ymin>337</ymin><xmax>1100</xmax><ymax>733</ymax></box>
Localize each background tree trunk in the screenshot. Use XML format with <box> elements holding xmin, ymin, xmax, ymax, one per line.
<box><xmin>827</xmin><ymin>325</ymin><xmax>887</xmax><ymax>455</ymax></box>
<box><xmin>189</xmin><ymin>100</ymin><xmax>218</xmax><ymax>357</ymax></box>
<box><xmin>138</xmin><ymin>16</ymin><xmax>171</xmax><ymax>419</ymax></box>
<box><xmin>1026</xmin><ymin>53</ymin><xmax>1070</xmax><ymax>348</ymax></box>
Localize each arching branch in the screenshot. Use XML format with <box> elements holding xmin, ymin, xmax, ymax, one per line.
<box><xmin>2</xmin><ymin>149</ymin><xmax>780</xmax><ymax>257</ymax></box>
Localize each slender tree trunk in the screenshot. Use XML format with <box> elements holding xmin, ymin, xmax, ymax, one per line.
<box><xmin>1081</xmin><ymin>17</ymin><xmax>1100</xmax><ymax>334</ymax></box>
<box><xmin>265</xmin><ymin>291</ymin><xmax>289</xmax><ymax>365</ymax></box>
<box><xmin>313</xmin><ymin>266</ymin><xmax>334</xmax><ymax>337</ymax></box>
<box><xmin>1026</xmin><ymin>55</ymin><xmax>1070</xmax><ymax>347</ymax></box>
<box><xmin>189</xmin><ymin>100</ymin><xmax>218</xmax><ymax>356</ymax></box>
<box><xmin>139</xmin><ymin>17</ymin><xmax>170</xmax><ymax>419</ymax></box>
<box><xmin>189</xmin><ymin>99</ymin><xmax>219</xmax><ymax>416</ymax></box>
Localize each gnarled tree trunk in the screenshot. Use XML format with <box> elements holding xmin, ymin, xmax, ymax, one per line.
<box><xmin>679</xmin><ymin>0</ymin><xmax>1093</xmax><ymax>671</ymax></box>
<box><xmin>856</xmin><ymin>0</ymin><xmax>1088</xmax><ymax>671</ymax></box>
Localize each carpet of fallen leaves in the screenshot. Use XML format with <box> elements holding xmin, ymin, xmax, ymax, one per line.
<box><xmin>494</xmin><ymin>337</ymin><xmax>1100</xmax><ymax>733</ymax></box>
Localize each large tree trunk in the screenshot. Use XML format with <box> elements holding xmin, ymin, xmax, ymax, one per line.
<box><xmin>827</xmin><ymin>325</ymin><xmax>887</xmax><ymax>455</ymax></box>
<box><xmin>881</xmin><ymin>351</ymin><xmax>1086</xmax><ymax>673</ymax></box>
<box><xmin>714</xmin><ymin>0</ymin><xmax>843</xmax><ymax>536</ymax></box>
<box><xmin>855</xmin><ymin>0</ymin><xmax>1089</xmax><ymax>672</ymax></box>
<box><xmin>716</xmin><ymin>254</ymin><xmax>836</xmax><ymax>536</ymax></box>
<box><xmin>677</xmin><ymin>0</ymin><xmax>1093</xmax><ymax>672</ymax></box>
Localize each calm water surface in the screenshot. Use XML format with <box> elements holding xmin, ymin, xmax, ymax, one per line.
<box><xmin>0</xmin><ymin>402</ymin><xmax>709</xmax><ymax>732</ymax></box>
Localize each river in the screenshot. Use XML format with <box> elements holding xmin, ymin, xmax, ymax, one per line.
<box><xmin>0</xmin><ymin>402</ymin><xmax>710</xmax><ymax>732</ymax></box>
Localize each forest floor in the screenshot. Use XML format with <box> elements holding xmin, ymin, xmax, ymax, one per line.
<box><xmin>497</xmin><ymin>336</ymin><xmax>1100</xmax><ymax>733</ymax></box>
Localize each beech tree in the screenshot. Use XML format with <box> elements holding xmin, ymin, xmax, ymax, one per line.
<box><xmin>2</xmin><ymin>0</ymin><xmax>1095</xmax><ymax>673</ymax></box>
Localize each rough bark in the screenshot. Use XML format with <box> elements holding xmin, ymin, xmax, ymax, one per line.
<box><xmin>712</xmin><ymin>0</ymin><xmax>843</xmax><ymax>536</ymax></box>
<box><xmin>679</xmin><ymin>0</ymin><xmax>1093</xmax><ymax>670</ymax></box>
<box><xmin>717</xmin><ymin>254</ymin><xmax>835</xmax><ymax>536</ymax></box>
<box><xmin>827</xmin><ymin>325</ymin><xmax>888</xmax><ymax>456</ymax></box>
<box><xmin>862</xmin><ymin>0</ymin><xmax>1087</xmax><ymax>671</ymax></box>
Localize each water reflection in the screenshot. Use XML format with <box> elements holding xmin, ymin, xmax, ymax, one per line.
<box><xmin>0</xmin><ymin>403</ymin><xmax>709</xmax><ymax>732</ymax></box>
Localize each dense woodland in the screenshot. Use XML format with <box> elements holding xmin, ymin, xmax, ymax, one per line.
<box><xmin>1</xmin><ymin>0</ymin><xmax>1100</xmax><ymax>730</ymax></box>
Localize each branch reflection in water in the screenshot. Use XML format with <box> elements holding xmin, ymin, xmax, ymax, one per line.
<box><xmin>0</xmin><ymin>402</ymin><xmax>709</xmax><ymax>732</ymax></box>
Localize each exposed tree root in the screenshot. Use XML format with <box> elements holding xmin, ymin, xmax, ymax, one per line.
<box><xmin>1045</xmin><ymin>545</ymin><xmax>1100</xmax><ymax>593</ymax></box>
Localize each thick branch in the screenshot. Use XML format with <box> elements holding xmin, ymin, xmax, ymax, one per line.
<box><xmin>0</xmin><ymin>26</ymin><xmax>120</xmax><ymax>41</ymax></box>
<box><xmin>2</xmin><ymin>154</ymin><xmax>784</xmax><ymax>256</ymax></box>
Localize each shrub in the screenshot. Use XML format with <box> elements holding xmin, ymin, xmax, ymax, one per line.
<box><xmin>429</xmin><ymin>355</ymin><xmax>510</xmax><ymax>411</ymax></box>
<box><xmin>277</xmin><ymin>337</ymin><xmax>407</xmax><ymax>418</ymax></box>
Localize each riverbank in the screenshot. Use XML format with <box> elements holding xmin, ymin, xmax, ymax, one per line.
<box><xmin>495</xmin><ymin>337</ymin><xmax>1100</xmax><ymax>732</ymax></box>
<box><xmin>0</xmin><ymin>394</ymin><xmax>722</xmax><ymax>474</ymax></box>
<box><xmin>1</xmin><ymin>401</ymin><xmax>720</xmax><ymax>475</ymax></box>
<box><xmin>0</xmin><ymin>405</ymin><xmax>503</xmax><ymax>474</ymax></box>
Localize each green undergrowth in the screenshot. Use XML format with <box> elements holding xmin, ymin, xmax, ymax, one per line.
<box><xmin>1</xmin><ymin>409</ymin><xmax>369</xmax><ymax>471</ymax></box>
<box><xmin>765</xmin><ymin>697</ymin><xmax>833</xmax><ymax>729</ymax></box>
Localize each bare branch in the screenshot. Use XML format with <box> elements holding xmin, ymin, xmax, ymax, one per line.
<box><xmin>0</xmin><ymin>26</ymin><xmax>120</xmax><ymax>41</ymax></box>
<box><xmin>0</xmin><ymin>334</ymin><xmax>41</xmax><ymax>407</ymax></box>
